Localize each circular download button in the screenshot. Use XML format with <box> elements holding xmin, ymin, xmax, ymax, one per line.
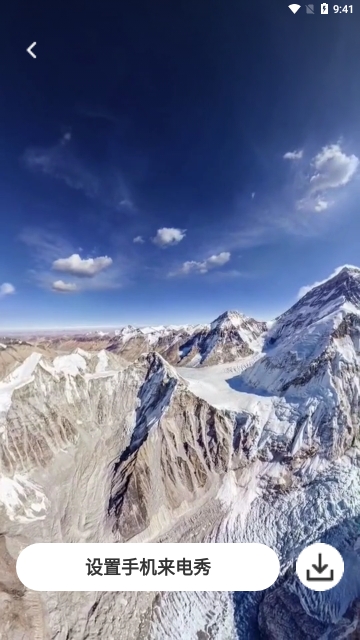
<box><xmin>296</xmin><ymin>543</ymin><xmax>344</xmax><ymax>592</ymax></box>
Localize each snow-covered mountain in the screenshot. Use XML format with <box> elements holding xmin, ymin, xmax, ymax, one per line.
<box><xmin>176</xmin><ymin>311</ymin><xmax>266</xmax><ymax>366</ymax></box>
<box><xmin>103</xmin><ymin>311</ymin><xmax>266</xmax><ymax>367</ymax></box>
<box><xmin>240</xmin><ymin>266</ymin><xmax>360</xmax><ymax>459</ymax></box>
<box><xmin>1</xmin><ymin>267</ymin><xmax>360</xmax><ymax>639</ymax></box>
<box><xmin>106</xmin><ymin>322</ymin><xmax>207</xmax><ymax>364</ymax></box>
<box><xmin>268</xmin><ymin>265</ymin><xmax>360</xmax><ymax>347</ymax></box>
<box><xmin>32</xmin><ymin>310</ymin><xmax>266</xmax><ymax>368</ymax></box>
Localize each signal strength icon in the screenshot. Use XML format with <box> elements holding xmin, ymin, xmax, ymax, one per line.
<box><xmin>289</xmin><ymin>4</ymin><xmax>301</xmax><ymax>12</ymax></box>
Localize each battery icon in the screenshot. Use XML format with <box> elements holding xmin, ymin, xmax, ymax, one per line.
<box><xmin>321</xmin><ymin>3</ymin><xmax>329</xmax><ymax>12</ymax></box>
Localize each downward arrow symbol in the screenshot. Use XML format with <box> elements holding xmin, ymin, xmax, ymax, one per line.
<box><xmin>312</xmin><ymin>554</ymin><xmax>328</xmax><ymax>574</ymax></box>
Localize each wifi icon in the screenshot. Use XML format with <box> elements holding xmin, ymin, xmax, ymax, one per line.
<box><xmin>289</xmin><ymin>3</ymin><xmax>301</xmax><ymax>12</ymax></box>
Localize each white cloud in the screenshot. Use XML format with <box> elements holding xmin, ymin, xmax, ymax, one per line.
<box><xmin>51</xmin><ymin>280</ymin><xmax>78</xmax><ymax>292</ymax></box>
<box><xmin>297</xmin><ymin>264</ymin><xmax>359</xmax><ymax>298</ymax></box>
<box><xmin>133</xmin><ymin>235</ymin><xmax>145</xmax><ymax>244</ymax></box>
<box><xmin>52</xmin><ymin>253</ymin><xmax>113</xmax><ymax>278</ymax></box>
<box><xmin>314</xmin><ymin>198</ymin><xmax>330</xmax><ymax>212</ymax></box>
<box><xmin>309</xmin><ymin>144</ymin><xmax>359</xmax><ymax>194</ymax></box>
<box><xmin>152</xmin><ymin>227</ymin><xmax>186</xmax><ymax>247</ymax></box>
<box><xmin>171</xmin><ymin>252</ymin><xmax>231</xmax><ymax>276</ymax></box>
<box><xmin>294</xmin><ymin>144</ymin><xmax>359</xmax><ymax>213</ymax></box>
<box><xmin>20</xmin><ymin>229</ymin><xmax>125</xmax><ymax>291</ymax></box>
<box><xmin>0</xmin><ymin>283</ymin><xmax>15</xmax><ymax>296</ymax></box>
<box><xmin>284</xmin><ymin>149</ymin><xmax>303</xmax><ymax>160</ymax></box>
<box><xmin>203</xmin><ymin>252</ymin><xmax>231</xmax><ymax>269</ymax></box>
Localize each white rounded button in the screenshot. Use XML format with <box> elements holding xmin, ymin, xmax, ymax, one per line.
<box><xmin>16</xmin><ymin>542</ymin><xmax>280</xmax><ymax>592</ymax></box>
<box><xmin>296</xmin><ymin>543</ymin><xmax>344</xmax><ymax>591</ymax></box>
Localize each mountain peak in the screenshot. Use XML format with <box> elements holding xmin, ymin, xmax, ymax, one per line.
<box><xmin>300</xmin><ymin>265</ymin><xmax>360</xmax><ymax>302</ymax></box>
<box><xmin>268</xmin><ymin>264</ymin><xmax>360</xmax><ymax>348</ymax></box>
<box><xmin>119</xmin><ymin>324</ymin><xmax>137</xmax><ymax>334</ymax></box>
<box><xmin>305</xmin><ymin>264</ymin><xmax>360</xmax><ymax>307</ymax></box>
<box><xmin>337</xmin><ymin>264</ymin><xmax>360</xmax><ymax>276</ymax></box>
<box><xmin>327</xmin><ymin>264</ymin><xmax>360</xmax><ymax>287</ymax></box>
<box><xmin>210</xmin><ymin>310</ymin><xmax>246</xmax><ymax>330</ymax></box>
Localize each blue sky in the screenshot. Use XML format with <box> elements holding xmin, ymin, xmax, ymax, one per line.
<box><xmin>1</xmin><ymin>1</ymin><xmax>360</xmax><ymax>329</ymax></box>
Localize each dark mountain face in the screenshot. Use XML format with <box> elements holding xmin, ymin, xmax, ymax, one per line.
<box><xmin>295</xmin><ymin>267</ymin><xmax>360</xmax><ymax>312</ymax></box>
<box><xmin>267</xmin><ymin>267</ymin><xmax>360</xmax><ymax>346</ymax></box>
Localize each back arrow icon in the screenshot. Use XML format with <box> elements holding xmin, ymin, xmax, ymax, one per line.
<box><xmin>27</xmin><ymin>42</ymin><xmax>36</xmax><ymax>59</ymax></box>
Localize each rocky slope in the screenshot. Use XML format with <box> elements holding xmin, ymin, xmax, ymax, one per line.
<box><xmin>1</xmin><ymin>268</ymin><xmax>360</xmax><ymax>639</ymax></box>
